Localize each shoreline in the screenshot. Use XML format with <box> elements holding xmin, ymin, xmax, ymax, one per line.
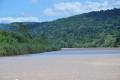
<box><xmin>1</xmin><ymin>48</ymin><xmax>120</xmax><ymax>57</ymax></box>
<box><xmin>61</xmin><ymin>48</ymin><xmax>120</xmax><ymax>50</ymax></box>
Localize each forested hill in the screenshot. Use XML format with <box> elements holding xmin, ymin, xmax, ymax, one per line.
<box><xmin>1</xmin><ymin>8</ymin><xmax>120</xmax><ymax>49</ymax></box>
<box><xmin>24</xmin><ymin>8</ymin><xmax>120</xmax><ymax>48</ymax></box>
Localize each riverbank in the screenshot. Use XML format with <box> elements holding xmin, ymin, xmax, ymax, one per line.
<box><xmin>0</xmin><ymin>49</ymin><xmax>120</xmax><ymax>80</ymax></box>
<box><xmin>62</xmin><ymin>48</ymin><xmax>120</xmax><ymax>50</ymax></box>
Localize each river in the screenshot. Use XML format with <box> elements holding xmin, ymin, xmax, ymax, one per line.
<box><xmin>0</xmin><ymin>48</ymin><xmax>120</xmax><ymax>80</ymax></box>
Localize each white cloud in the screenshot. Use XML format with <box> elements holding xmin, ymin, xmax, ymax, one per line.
<box><xmin>43</xmin><ymin>2</ymin><xmax>82</xmax><ymax>16</ymax></box>
<box><xmin>43</xmin><ymin>0</ymin><xmax>120</xmax><ymax>17</ymax></box>
<box><xmin>0</xmin><ymin>17</ymin><xmax>40</xmax><ymax>23</ymax></box>
<box><xmin>54</xmin><ymin>2</ymin><xmax>82</xmax><ymax>12</ymax></box>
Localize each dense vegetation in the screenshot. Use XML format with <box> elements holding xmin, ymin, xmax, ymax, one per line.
<box><xmin>0</xmin><ymin>8</ymin><xmax>120</xmax><ymax>56</ymax></box>
<box><xmin>0</xmin><ymin>24</ymin><xmax>59</xmax><ymax>56</ymax></box>
<box><xmin>24</xmin><ymin>8</ymin><xmax>120</xmax><ymax>48</ymax></box>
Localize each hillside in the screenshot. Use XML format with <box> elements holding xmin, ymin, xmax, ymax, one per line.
<box><xmin>0</xmin><ymin>8</ymin><xmax>120</xmax><ymax>56</ymax></box>
<box><xmin>19</xmin><ymin>8</ymin><xmax>120</xmax><ymax>48</ymax></box>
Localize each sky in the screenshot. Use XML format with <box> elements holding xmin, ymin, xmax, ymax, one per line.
<box><xmin>0</xmin><ymin>0</ymin><xmax>120</xmax><ymax>23</ymax></box>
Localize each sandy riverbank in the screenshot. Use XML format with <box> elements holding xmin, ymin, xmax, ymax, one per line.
<box><xmin>0</xmin><ymin>49</ymin><xmax>120</xmax><ymax>80</ymax></box>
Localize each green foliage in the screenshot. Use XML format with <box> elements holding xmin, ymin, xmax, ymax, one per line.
<box><xmin>0</xmin><ymin>8</ymin><xmax>120</xmax><ymax>56</ymax></box>
<box><xmin>103</xmin><ymin>35</ymin><xmax>116</xmax><ymax>47</ymax></box>
<box><xmin>0</xmin><ymin>29</ymin><xmax>60</xmax><ymax>56</ymax></box>
<box><xmin>33</xmin><ymin>8</ymin><xmax>120</xmax><ymax>48</ymax></box>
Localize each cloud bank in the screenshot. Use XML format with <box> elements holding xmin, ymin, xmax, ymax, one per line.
<box><xmin>0</xmin><ymin>17</ymin><xmax>40</xmax><ymax>23</ymax></box>
<box><xmin>43</xmin><ymin>0</ymin><xmax>120</xmax><ymax>16</ymax></box>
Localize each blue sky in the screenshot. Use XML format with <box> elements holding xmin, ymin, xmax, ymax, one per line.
<box><xmin>0</xmin><ymin>0</ymin><xmax>120</xmax><ymax>23</ymax></box>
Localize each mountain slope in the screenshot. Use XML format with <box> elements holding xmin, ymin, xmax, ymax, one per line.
<box><xmin>1</xmin><ymin>8</ymin><xmax>120</xmax><ymax>48</ymax></box>
<box><xmin>33</xmin><ymin>8</ymin><xmax>120</xmax><ymax>47</ymax></box>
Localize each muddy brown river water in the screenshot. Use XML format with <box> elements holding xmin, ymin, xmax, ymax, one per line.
<box><xmin>0</xmin><ymin>48</ymin><xmax>120</xmax><ymax>80</ymax></box>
